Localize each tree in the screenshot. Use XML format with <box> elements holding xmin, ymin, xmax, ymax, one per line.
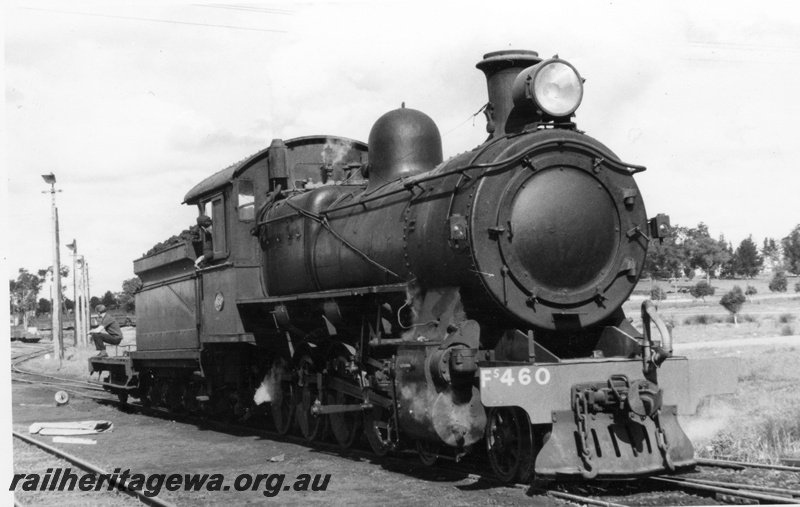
<box><xmin>36</xmin><ymin>298</ymin><xmax>51</xmax><ymax>316</ymax></box>
<box><xmin>782</xmin><ymin>224</ymin><xmax>800</xmax><ymax>275</ymax></box>
<box><xmin>90</xmin><ymin>296</ymin><xmax>101</xmax><ymax>308</ymax></box>
<box><xmin>101</xmin><ymin>290</ymin><xmax>118</xmax><ymax>310</ymax></box>
<box><xmin>643</xmin><ymin>225</ymin><xmax>688</xmax><ymax>279</ymax></box>
<box><xmin>64</xmin><ymin>298</ymin><xmax>74</xmax><ymax>312</ymax></box>
<box><xmin>690</xmin><ymin>280</ymin><xmax>715</xmax><ymax>302</ymax></box>
<box><xmin>769</xmin><ymin>271</ymin><xmax>788</xmax><ymax>292</ymax></box>
<box><xmin>732</xmin><ymin>236</ymin><xmax>763</xmax><ymax>278</ymax></box>
<box><xmin>650</xmin><ymin>286</ymin><xmax>667</xmax><ymax>302</ymax></box>
<box><xmin>762</xmin><ymin>237</ymin><xmax>781</xmax><ymax>272</ymax></box>
<box><xmin>720</xmin><ymin>286</ymin><xmax>747</xmax><ymax>326</ymax></box>
<box><xmin>37</xmin><ymin>264</ymin><xmax>71</xmax><ymax>315</ymax></box>
<box><xmin>118</xmin><ymin>277</ymin><xmax>143</xmax><ymax>312</ymax></box>
<box><xmin>683</xmin><ymin>223</ymin><xmax>731</xmax><ymax>283</ymax></box>
<box><xmin>720</xmin><ymin>241</ymin><xmax>736</xmax><ymax>279</ymax></box>
<box><xmin>9</xmin><ymin>269</ymin><xmax>44</xmax><ymax>328</ymax></box>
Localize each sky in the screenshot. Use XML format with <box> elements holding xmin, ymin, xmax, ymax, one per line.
<box><xmin>3</xmin><ymin>1</ymin><xmax>800</xmax><ymax>298</ymax></box>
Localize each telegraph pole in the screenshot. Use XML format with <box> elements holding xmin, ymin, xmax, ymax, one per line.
<box><xmin>67</xmin><ymin>240</ymin><xmax>79</xmax><ymax>346</ymax></box>
<box><xmin>77</xmin><ymin>255</ymin><xmax>90</xmax><ymax>345</ymax></box>
<box><xmin>42</xmin><ymin>173</ymin><xmax>63</xmax><ymax>366</ymax></box>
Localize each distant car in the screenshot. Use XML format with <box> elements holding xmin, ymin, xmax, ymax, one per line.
<box><xmin>10</xmin><ymin>325</ymin><xmax>42</xmax><ymax>343</ymax></box>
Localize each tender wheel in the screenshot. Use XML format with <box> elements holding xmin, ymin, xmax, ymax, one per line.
<box><xmin>146</xmin><ymin>379</ymin><xmax>162</xmax><ymax>406</ymax></box>
<box><xmin>485</xmin><ymin>407</ymin><xmax>534</xmax><ymax>483</ymax></box>
<box><xmin>416</xmin><ymin>440</ymin><xmax>440</xmax><ymax>467</ymax></box>
<box><xmin>364</xmin><ymin>405</ymin><xmax>393</xmax><ymax>456</ymax></box>
<box><xmin>294</xmin><ymin>355</ymin><xmax>328</xmax><ymax>441</ymax></box>
<box><xmin>327</xmin><ymin>389</ymin><xmax>363</xmax><ymax>449</ymax></box>
<box><xmin>271</xmin><ymin>366</ymin><xmax>295</xmax><ymax>436</ymax></box>
<box><xmin>183</xmin><ymin>384</ymin><xmax>199</xmax><ymax>414</ymax></box>
<box><xmin>165</xmin><ymin>382</ymin><xmax>184</xmax><ymax>412</ymax></box>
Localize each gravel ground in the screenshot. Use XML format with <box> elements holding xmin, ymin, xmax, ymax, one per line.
<box><xmin>11</xmin><ymin>382</ymin><xmax>558</xmax><ymax>506</ymax></box>
<box><xmin>13</xmin><ymin>438</ymin><xmax>143</xmax><ymax>507</ymax></box>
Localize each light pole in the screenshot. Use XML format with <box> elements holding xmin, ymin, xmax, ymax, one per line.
<box><xmin>42</xmin><ymin>173</ymin><xmax>64</xmax><ymax>366</ymax></box>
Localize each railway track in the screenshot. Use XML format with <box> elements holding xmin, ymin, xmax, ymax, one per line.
<box><xmin>12</xmin><ymin>431</ymin><xmax>175</xmax><ymax>507</ymax></box>
<box><xmin>11</xmin><ymin>343</ymin><xmax>110</xmax><ymax>396</ymax></box>
<box><xmin>545</xmin><ymin>460</ymin><xmax>800</xmax><ymax>506</ymax></box>
<box><xmin>11</xmin><ymin>347</ymin><xmax>800</xmax><ymax>506</ymax></box>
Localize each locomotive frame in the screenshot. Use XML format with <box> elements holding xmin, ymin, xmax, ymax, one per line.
<box><xmin>90</xmin><ymin>49</ymin><xmax>736</xmax><ymax>482</ymax></box>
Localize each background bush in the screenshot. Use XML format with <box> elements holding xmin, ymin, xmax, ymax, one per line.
<box><xmin>769</xmin><ymin>271</ymin><xmax>788</xmax><ymax>292</ymax></box>
<box><xmin>690</xmin><ymin>280</ymin><xmax>716</xmax><ymax>301</ymax></box>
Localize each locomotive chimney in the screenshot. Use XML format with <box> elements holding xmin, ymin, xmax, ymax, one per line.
<box><xmin>476</xmin><ymin>50</ymin><xmax>542</xmax><ymax>138</ymax></box>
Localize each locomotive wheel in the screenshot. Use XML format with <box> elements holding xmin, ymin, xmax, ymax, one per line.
<box><xmin>271</xmin><ymin>375</ymin><xmax>295</xmax><ymax>436</ymax></box>
<box><xmin>117</xmin><ymin>392</ymin><xmax>129</xmax><ymax>405</ymax></box>
<box><xmin>165</xmin><ymin>382</ymin><xmax>184</xmax><ymax>412</ymax></box>
<box><xmin>294</xmin><ymin>355</ymin><xmax>328</xmax><ymax>441</ymax></box>
<box><xmin>364</xmin><ymin>405</ymin><xmax>393</xmax><ymax>456</ymax></box>
<box><xmin>327</xmin><ymin>389</ymin><xmax>363</xmax><ymax>449</ymax></box>
<box><xmin>485</xmin><ymin>407</ymin><xmax>534</xmax><ymax>483</ymax></box>
<box><xmin>416</xmin><ymin>441</ymin><xmax>440</xmax><ymax>467</ymax></box>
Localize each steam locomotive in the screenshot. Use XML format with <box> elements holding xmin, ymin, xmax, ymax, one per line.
<box><xmin>90</xmin><ymin>50</ymin><xmax>736</xmax><ymax>482</ymax></box>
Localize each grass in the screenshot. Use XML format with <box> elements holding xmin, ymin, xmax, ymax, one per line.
<box><xmin>685</xmin><ymin>346</ymin><xmax>800</xmax><ymax>463</ymax></box>
<box><xmin>683</xmin><ymin>314</ymin><xmax>722</xmax><ymax>325</ymax></box>
<box><xmin>630</xmin><ymin>279</ymin><xmax>800</xmax><ymax>463</ymax></box>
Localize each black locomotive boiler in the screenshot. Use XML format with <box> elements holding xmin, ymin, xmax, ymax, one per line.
<box><xmin>90</xmin><ymin>50</ymin><xmax>736</xmax><ymax>482</ymax></box>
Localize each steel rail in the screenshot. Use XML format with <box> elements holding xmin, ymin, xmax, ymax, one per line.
<box><xmin>12</xmin><ymin>431</ymin><xmax>176</xmax><ymax>507</ymax></box>
<box><xmin>675</xmin><ymin>476</ymin><xmax>800</xmax><ymax>498</ymax></box>
<box><xmin>12</xmin><ymin>347</ymin><xmax>108</xmax><ymax>392</ymax></box>
<box><xmin>650</xmin><ymin>476</ymin><xmax>797</xmax><ymax>504</ymax></box>
<box><xmin>697</xmin><ymin>457</ymin><xmax>800</xmax><ymax>473</ymax></box>
<box><xmin>538</xmin><ymin>489</ymin><xmax>627</xmax><ymax>507</ymax></box>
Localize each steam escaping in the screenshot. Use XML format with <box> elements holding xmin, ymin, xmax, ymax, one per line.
<box><xmin>679</xmin><ymin>400</ymin><xmax>735</xmax><ymax>445</ymax></box>
<box><xmin>400</xmin><ymin>382</ymin><xmax>431</xmax><ymax>424</ymax></box>
<box><xmin>399</xmin><ymin>382</ymin><xmax>484</xmax><ymax>447</ymax></box>
<box><xmin>322</xmin><ymin>138</ymin><xmax>353</xmax><ymax>167</ymax></box>
<box><xmin>253</xmin><ymin>375</ymin><xmax>273</xmax><ymax>405</ymax></box>
<box><xmin>254</xmin><ymin>362</ymin><xmax>285</xmax><ymax>405</ymax></box>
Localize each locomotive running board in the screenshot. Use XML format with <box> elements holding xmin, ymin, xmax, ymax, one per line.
<box><xmin>535</xmin><ymin>406</ymin><xmax>695</xmax><ymax>479</ymax></box>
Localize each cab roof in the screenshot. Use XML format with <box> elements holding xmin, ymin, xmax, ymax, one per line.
<box><xmin>182</xmin><ymin>135</ymin><xmax>367</xmax><ymax>205</ymax></box>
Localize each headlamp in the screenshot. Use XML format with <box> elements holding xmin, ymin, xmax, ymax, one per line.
<box><xmin>512</xmin><ymin>58</ymin><xmax>584</xmax><ymax>118</ymax></box>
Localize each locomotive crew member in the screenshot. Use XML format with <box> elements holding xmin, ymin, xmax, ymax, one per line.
<box><xmin>194</xmin><ymin>214</ymin><xmax>213</xmax><ymax>268</ymax></box>
<box><xmin>89</xmin><ymin>305</ymin><xmax>122</xmax><ymax>357</ymax></box>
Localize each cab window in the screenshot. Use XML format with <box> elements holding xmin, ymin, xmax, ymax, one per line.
<box><xmin>201</xmin><ymin>195</ymin><xmax>227</xmax><ymax>258</ymax></box>
<box><xmin>238</xmin><ymin>180</ymin><xmax>255</xmax><ymax>221</ymax></box>
<box><xmin>211</xmin><ymin>197</ymin><xmax>226</xmax><ymax>256</ymax></box>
